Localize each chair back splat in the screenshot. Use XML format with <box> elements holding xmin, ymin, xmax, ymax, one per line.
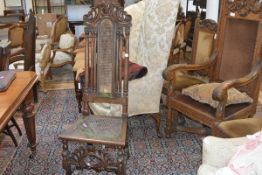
<box><xmin>82</xmin><ymin>3</ymin><xmax>131</xmax><ymax>117</ymax></box>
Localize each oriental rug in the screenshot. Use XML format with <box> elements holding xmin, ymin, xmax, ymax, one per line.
<box><xmin>3</xmin><ymin>90</ymin><xmax>202</xmax><ymax>175</ymax></box>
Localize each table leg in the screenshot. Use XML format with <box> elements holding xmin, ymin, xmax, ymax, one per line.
<box><xmin>21</xmin><ymin>90</ymin><xmax>36</xmax><ymax>155</ymax></box>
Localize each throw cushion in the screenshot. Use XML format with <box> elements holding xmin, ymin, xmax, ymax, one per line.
<box><xmin>59</xmin><ymin>33</ymin><xmax>75</xmax><ymax>49</ymax></box>
<box><xmin>214</xmin><ymin>131</ymin><xmax>262</xmax><ymax>175</ymax></box>
<box><xmin>182</xmin><ymin>83</ymin><xmax>253</xmax><ymax>108</ymax></box>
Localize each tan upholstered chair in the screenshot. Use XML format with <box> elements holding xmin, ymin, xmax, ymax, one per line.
<box><xmin>180</xmin><ymin>18</ymin><xmax>192</xmax><ymax>60</ymax></box>
<box><xmin>50</xmin><ymin>32</ymin><xmax>76</xmax><ymax>70</ymax></box>
<box><xmin>162</xmin><ymin>0</ymin><xmax>262</xmax><ymax>137</ymax></box>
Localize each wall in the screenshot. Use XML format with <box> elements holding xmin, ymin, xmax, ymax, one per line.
<box><xmin>0</xmin><ymin>0</ymin><xmax>4</xmax><ymax>15</ymax></box>
<box><xmin>125</xmin><ymin>0</ymin><xmax>137</xmax><ymax>7</ymax></box>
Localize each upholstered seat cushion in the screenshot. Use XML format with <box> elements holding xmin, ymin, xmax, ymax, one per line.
<box><xmin>59</xmin><ymin>33</ymin><xmax>75</xmax><ymax>49</ymax></box>
<box><xmin>182</xmin><ymin>83</ymin><xmax>253</xmax><ymax>108</ymax></box>
<box><xmin>218</xmin><ymin>118</ymin><xmax>262</xmax><ymax>138</ymax></box>
<box><xmin>52</xmin><ymin>51</ymin><xmax>73</xmax><ymax>65</ymax></box>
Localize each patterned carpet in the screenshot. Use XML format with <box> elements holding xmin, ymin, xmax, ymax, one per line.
<box><xmin>3</xmin><ymin>90</ymin><xmax>202</xmax><ymax>175</ymax></box>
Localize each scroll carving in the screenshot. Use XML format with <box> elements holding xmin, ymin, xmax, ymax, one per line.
<box><xmin>226</xmin><ymin>0</ymin><xmax>262</xmax><ymax>17</ymax></box>
<box><xmin>199</xmin><ymin>19</ymin><xmax>218</xmax><ymax>33</ymax></box>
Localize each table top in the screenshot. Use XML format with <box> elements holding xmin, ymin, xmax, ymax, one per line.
<box><xmin>0</xmin><ymin>71</ymin><xmax>37</xmax><ymax>131</ymax></box>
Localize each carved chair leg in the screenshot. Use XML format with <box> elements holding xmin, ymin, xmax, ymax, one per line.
<box><xmin>3</xmin><ymin>124</ymin><xmax>18</xmax><ymax>147</ymax></box>
<box><xmin>62</xmin><ymin>140</ymin><xmax>72</xmax><ymax>175</ymax></box>
<box><xmin>117</xmin><ymin>147</ymin><xmax>125</xmax><ymax>175</ymax></box>
<box><xmin>11</xmin><ymin>117</ymin><xmax>22</xmax><ymax>136</ymax></box>
<box><xmin>151</xmin><ymin>113</ymin><xmax>162</xmax><ymax>137</ymax></box>
<box><xmin>33</xmin><ymin>84</ymin><xmax>38</xmax><ymax>103</ymax></box>
<box><xmin>73</xmin><ymin>72</ymin><xmax>82</xmax><ymax>113</ymax></box>
<box><xmin>165</xmin><ymin>109</ymin><xmax>174</xmax><ymax>138</ymax></box>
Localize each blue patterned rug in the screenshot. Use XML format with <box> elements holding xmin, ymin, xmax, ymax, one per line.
<box><xmin>3</xmin><ymin>90</ymin><xmax>202</xmax><ymax>175</ymax></box>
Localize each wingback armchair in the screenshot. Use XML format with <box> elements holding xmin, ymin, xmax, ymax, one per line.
<box><xmin>88</xmin><ymin>0</ymin><xmax>180</xmax><ymax>136</ymax></box>
<box><xmin>163</xmin><ymin>0</ymin><xmax>262</xmax><ymax>137</ymax></box>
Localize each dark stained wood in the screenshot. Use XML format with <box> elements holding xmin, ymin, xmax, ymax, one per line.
<box><xmin>0</xmin><ymin>42</ymin><xmax>11</xmax><ymax>71</ymax></box>
<box><xmin>59</xmin><ymin>2</ymin><xmax>131</xmax><ymax>174</ymax></box>
<box><xmin>163</xmin><ymin>0</ymin><xmax>262</xmax><ymax>137</ymax></box>
<box><xmin>0</xmin><ymin>71</ymin><xmax>38</xmax><ymax>156</ymax></box>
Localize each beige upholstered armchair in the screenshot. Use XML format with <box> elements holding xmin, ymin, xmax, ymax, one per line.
<box><xmin>50</xmin><ymin>32</ymin><xmax>76</xmax><ymax>70</ymax></box>
<box><xmin>198</xmin><ymin>135</ymin><xmax>262</xmax><ymax>175</ymax></box>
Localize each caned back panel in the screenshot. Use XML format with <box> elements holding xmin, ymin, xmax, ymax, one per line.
<box><xmin>218</xmin><ymin>18</ymin><xmax>258</xmax><ymax>81</ymax></box>
<box><xmin>97</xmin><ymin>19</ymin><xmax>115</xmax><ymax>96</ymax></box>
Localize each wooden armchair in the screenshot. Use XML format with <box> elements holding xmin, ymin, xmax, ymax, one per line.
<box><xmin>50</xmin><ymin>32</ymin><xmax>76</xmax><ymax>70</ymax></box>
<box><xmin>163</xmin><ymin>0</ymin><xmax>262</xmax><ymax>137</ymax></box>
<box><xmin>59</xmin><ymin>2</ymin><xmax>131</xmax><ymax>174</ymax></box>
<box><xmin>163</xmin><ymin>18</ymin><xmax>217</xmax><ymax>94</ymax></box>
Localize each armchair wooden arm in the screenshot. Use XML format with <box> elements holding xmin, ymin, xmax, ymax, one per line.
<box><xmin>213</xmin><ymin>61</ymin><xmax>262</xmax><ymax>102</ymax></box>
<box><xmin>163</xmin><ymin>51</ymin><xmax>217</xmax><ymax>81</ymax></box>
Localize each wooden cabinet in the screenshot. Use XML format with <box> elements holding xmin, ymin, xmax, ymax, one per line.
<box><xmin>32</xmin><ymin>0</ymin><xmax>65</xmax><ymax>14</ymax></box>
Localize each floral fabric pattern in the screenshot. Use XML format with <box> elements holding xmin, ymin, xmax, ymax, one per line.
<box><xmin>90</xmin><ymin>0</ymin><xmax>179</xmax><ymax>116</ymax></box>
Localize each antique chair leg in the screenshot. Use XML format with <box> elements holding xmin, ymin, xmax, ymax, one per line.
<box><xmin>62</xmin><ymin>140</ymin><xmax>72</xmax><ymax>175</ymax></box>
<box><xmin>151</xmin><ymin>113</ymin><xmax>162</xmax><ymax>137</ymax></box>
<box><xmin>117</xmin><ymin>147</ymin><xmax>126</xmax><ymax>175</ymax></box>
<box><xmin>165</xmin><ymin>109</ymin><xmax>174</xmax><ymax>138</ymax></box>
<box><xmin>73</xmin><ymin>72</ymin><xmax>82</xmax><ymax>113</ymax></box>
<box><xmin>11</xmin><ymin>117</ymin><xmax>22</xmax><ymax>136</ymax></box>
<box><xmin>3</xmin><ymin>124</ymin><xmax>18</xmax><ymax>146</ymax></box>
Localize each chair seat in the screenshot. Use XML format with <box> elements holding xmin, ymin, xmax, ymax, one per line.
<box><xmin>217</xmin><ymin>117</ymin><xmax>262</xmax><ymax>137</ymax></box>
<box><xmin>172</xmin><ymin>94</ymin><xmax>253</xmax><ymax>127</ymax></box>
<box><xmin>52</xmin><ymin>51</ymin><xmax>73</xmax><ymax>65</ymax></box>
<box><xmin>59</xmin><ymin>115</ymin><xmax>127</xmax><ymax>146</ymax></box>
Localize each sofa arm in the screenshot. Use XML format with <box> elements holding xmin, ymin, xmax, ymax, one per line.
<box><xmin>201</xmin><ymin>136</ymin><xmax>246</xmax><ymax>168</ymax></box>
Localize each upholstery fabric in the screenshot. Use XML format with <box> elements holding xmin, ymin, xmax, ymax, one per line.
<box><xmin>59</xmin><ymin>33</ymin><xmax>75</xmax><ymax>50</ymax></box>
<box><xmin>218</xmin><ymin>118</ymin><xmax>262</xmax><ymax>138</ymax></box>
<box><xmin>52</xmin><ymin>51</ymin><xmax>72</xmax><ymax>65</ymax></box>
<box><xmin>194</xmin><ymin>31</ymin><xmax>214</xmax><ymax>64</ymax></box>
<box><xmin>9</xmin><ymin>27</ymin><xmax>24</xmax><ymax>47</ymax></box>
<box><xmin>182</xmin><ymin>83</ymin><xmax>253</xmax><ymax>108</ymax></box>
<box><xmin>163</xmin><ymin>74</ymin><xmax>205</xmax><ymax>92</ymax></box>
<box><xmin>39</xmin><ymin>44</ymin><xmax>51</xmax><ymax>69</ymax></box>
<box><xmin>198</xmin><ymin>134</ymin><xmax>262</xmax><ymax>175</ymax></box>
<box><xmin>90</xmin><ymin>0</ymin><xmax>180</xmax><ymax>116</ymax></box>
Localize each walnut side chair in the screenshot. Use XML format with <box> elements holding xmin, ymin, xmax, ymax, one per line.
<box><xmin>59</xmin><ymin>2</ymin><xmax>132</xmax><ymax>175</ymax></box>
